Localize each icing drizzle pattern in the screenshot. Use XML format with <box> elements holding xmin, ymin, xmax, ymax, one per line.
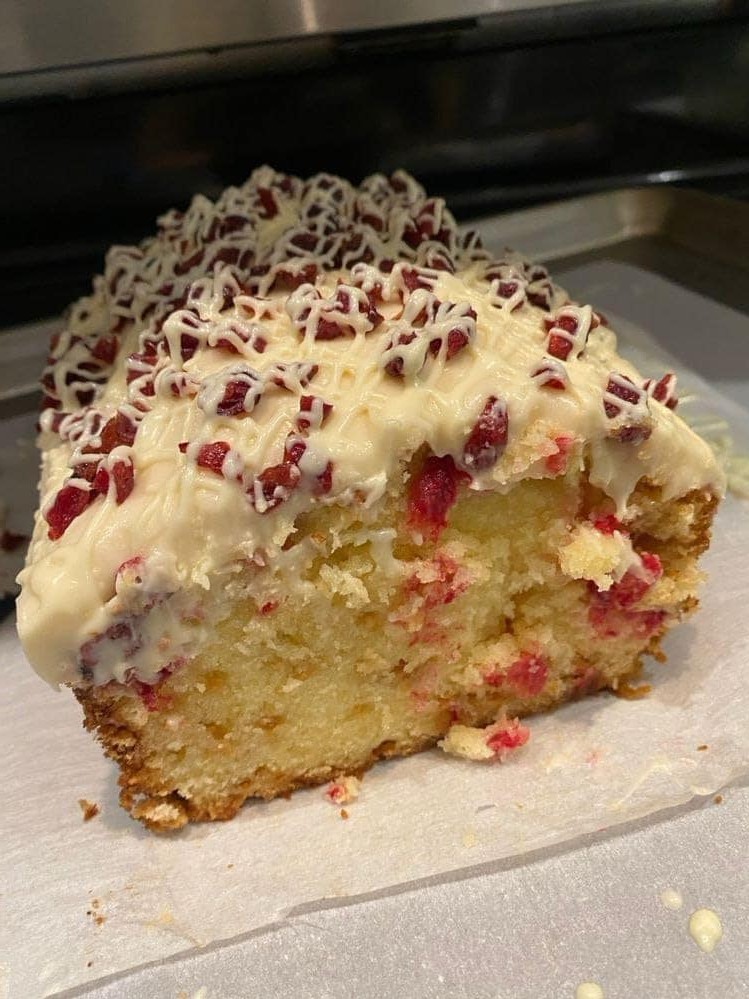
<box><xmin>18</xmin><ymin>167</ymin><xmax>724</xmax><ymax>689</ymax></box>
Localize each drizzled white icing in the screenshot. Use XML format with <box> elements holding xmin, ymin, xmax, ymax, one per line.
<box><xmin>16</xmin><ymin>167</ymin><xmax>724</xmax><ymax>689</ymax></box>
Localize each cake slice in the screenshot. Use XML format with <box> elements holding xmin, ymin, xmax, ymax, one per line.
<box><xmin>17</xmin><ymin>168</ymin><xmax>724</xmax><ymax>830</ymax></box>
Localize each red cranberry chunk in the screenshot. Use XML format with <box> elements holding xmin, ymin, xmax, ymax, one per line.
<box><xmin>547</xmin><ymin>333</ymin><xmax>573</xmax><ymax>361</ymax></box>
<box><xmin>253</xmin><ymin>461</ymin><xmax>302</xmax><ymax>512</ymax></box>
<box><xmin>644</xmin><ymin>372</ymin><xmax>678</xmax><ymax>410</ymax></box>
<box><xmin>507</xmin><ymin>653</ymin><xmax>549</xmax><ymax>696</ymax></box>
<box><xmin>45</xmin><ymin>484</ymin><xmax>92</xmax><ymax>540</ymax></box>
<box><xmin>314</xmin><ymin>461</ymin><xmax>334</xmax><ymax>496</ymax></box>
<box><xmin>604</xmin><ymin>374</ymin><xmax>643</xmax><ymax>418</ymax></box>
<box><xmin>297</xmin><ymin>396</ymin><xmax>333</xmax><ymax>431</ymax></box>
<box><xmin>592</xmin><ymin>513</ymin><xmax>625</xmax><ymax>535</ymax></box>
<box><xmin>196</xmin><ymin>441</ymin><xmax>232</xmax><ymax>476</ymax></box>
<box><xmin>91</xmin><ymin>335</ymin><xmax>118</xmax><ymax>364</ymax></box>
<box><xmin>257</xmin><ymin>187</ymin><xmax>279</xmax><ymax>219</ymax></box>
<box><xmin>462</xmin><ymin>397</ymin><xmax>508</xmax><ymax>471</ymax></box>
<box><xmin>112</xmin><ymin>460</ymin><xmax>135</xmax><ymax>503</ymax></box>
<box><xmin>216</xmin><ymin>378</ymin><xmax>259</xmax><ymax>416</ymax></box>
<box><xmin>407</xmin><ymin>454</ymin><xmax>467</xmax><ymax>540</ymax></box>
<box><xmin>99</xmin><ymin>411</ymin><xmax>138</xmax><ymax>452</ymax></box>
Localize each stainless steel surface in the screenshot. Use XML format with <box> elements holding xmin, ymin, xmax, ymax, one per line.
<box><xmin>0</xmin><ymin>0</ymin><xmax>729</xmax><ymax>78</ymax></box>
<box><xmin>477</xmin><ymin>187</ymin><xmax>749</xmax><ymax>315</ymax></box>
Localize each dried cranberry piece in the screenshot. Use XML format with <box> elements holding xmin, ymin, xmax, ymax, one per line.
<box><xmin>99</xmin><ymin>411</ymin><xmax>138</xmax><ymax>452</ymax></box>
<box><xmin>290</xmin><ymin>231</ymin><xmax>319</xmax><ymax>253</ymax></box>
<box><xmin>383</xmin><ymin>331</ymin><xmax>417</xmax><ymax>378</ymax></box>
<box><xmin>74</xmin><ymin>461</ymin><xmax>100</xmax><ymax>483</ymax></box>
<box><xmin>269</xmin><ymin>263</ymin><xmax>318</xmax><ymax>292</ymax></box>
<box><xmin>284</xmin><ymin>438</ymin><xmax>307</xmax><ymax>465</ymax></box>
<box><xmin>615</xmin><ymin>425</ymin><xmax>652</xmax><ymax>445</ymax></box>
<box><xmin>547</xmin><ymin>333</ymin><xmax>573</xmax><ymax>361</ymax></box>
<box><xmin>296</xmin><ymin>396</ymin><xmax>333</xmax><ymax>431</ymax></box>
<box><xmin>45</xmin><ymin>484</ymin><xmax>92</xmax><ymax>540</ymax></box>
<box><xmin>216</xmin><ymin>378</ymin><xmax>259</xmax><ymax>416</ymax></box>
<box><xmin>590</xmin><ymin>551</ymin><xmax>663</xmax><ymax>610</ymax></box>
<box><xmin>486</xmin><ymin>719</ymin><xmax>530</xmax><ymax>754</ymax></box>
<box><xmin>220</xmin><ymin>214</ymin><xmax>247</xmax><ymax>236</ymax></box>
<box><xmin>591</xmin><ymin>513</ymin><xmax>625</xmax><ymax>535</ymax></box>
<box><xmin>257</xmin><ymin>187</ymin><xmax>279</xmax><ymax>219</ymax></box>
<box><xmin>91</xmin><ymin>335</ymin><xmax>118</xmax><ymax>364</ymax></box>
<box><xmin>428</xmin><ymin>327</ymin><xmax>471</xmax><ymax>361</ymax></box>
<box><xmin>313</xmin><ymin>461</ymin><xmax>334</xmax><ymax>496</ymax></box>
<box><xmin>174</xmin><ymin>249</ymin><xmax>204</xmax><ymax>276</ymax></box>
<box><xmin>462</xmin><ymin>397</ymin><xmax>508</xmax><ymax>472</ymax></box>
<box><xmin>112</xmin><ymin>460</ymin><xmax>135</xmax><ymax>503</ymax></box>
<box><xmin>407</xmin><ymin>454</ymin><xmax>468</xmax><ymax>540</ymax></box>
<box><xmin>315</xmin><ymin>318</ymin><xmax>348</xmax><ymax>341</ymax></box>
<box><xmin>604</xmin><ymin>374</ymin><xmax>652</xmax><ymax>443</ymax></box>
<box><xmin>196</xmin><ymin>441</ymin><xmax>231</xmax><ymax>476</ymax></box>
<box><xmin>210</xmin><ymin>246</ymin><xmax>241</xmax><ymax>269</ymax></box>
<box><xmin>180</xmin><ymin>334</ymin><xmax>200</xmax><ymax>362</ymax></box>
<box><xmin>532</xmin><ymin>359</ymin><xmax>568</xmax><ymax>390</ymax></box>
<box><xmin>402</xmin><ymin>267</ymin><xmax>433</xmax><ymax>293</ymax></box>
<box><xmin>75</xmin><ymin>387</ymin><xmax>96</xmax><ymax>407</ymax></box>
<box><xmin>91</xmin><ymin>458</ymin><xmax>134</xmax><ymax>503</ymax></box>
<box><xmin>644</xmin><ymin>372</ymin><xmax>678</xmax><ymax>410</ymax></box>
<box><xmin>126</xmin><ymin>352</ymin><xmax>156</xmax><ymax>384</ymax></box>
<box><xmin>253</xmin><ymin>461</ymin><xmax>302</xmax><ymax>512</ymax></box>
<box><xmin>603</xmin><ymin>375</ymin><xmax>642</xmax><ymax>418</ymax></box>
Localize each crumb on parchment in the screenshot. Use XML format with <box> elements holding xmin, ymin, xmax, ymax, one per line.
<box><xmin>439</xmin><ymin>717</ymin><xmax>530</xmax><ymax>761</ymax></box>
<box><xmin>78</xmin><ymin>799</ymin><xmax>100</xmax><ymax>822</ymax></box>
<box><xmin>325</xmin><ymin>775</ymin><xmax>361</xmax><ymax>805</ymax></box>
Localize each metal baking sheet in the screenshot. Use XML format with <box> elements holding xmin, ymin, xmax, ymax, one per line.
<box><xmin>476</xmin><ymin>185</ymin><xmax>749</xmax><ymax>316</ymax></box>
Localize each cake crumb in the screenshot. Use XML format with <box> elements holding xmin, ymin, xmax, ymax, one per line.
<box><xmin>227</xmin><ymin>863</ymin><xmax>234</xmax><ymax>869</ymax></box>
<box><xmin>697</xmin><ymin>744</ymin><xmax>709</xmax><ymax>751</ymax></box>
<box><xmin>660</xmin><ymin>888</ymin><xmax>683</xmax><ymax>910</ymax></box>
<box><xmin>325</xmin><ymin>775</ymin><xmax>361</xmax><ymax>805</ymax></box>
<box><xmin>714</xmin><ymin>794</ymin><xmax>723</xmax><ymax>804</ymax></box>
<box><xmin>614</xmin><ymin>681</ymin><xmax>651</xmax><ymax>700</ymax></box>
<box><xmin>440</xmin><ymin>717</ymin><xmax>530</xmax><ymax>761</ymax></box>
<box><xmin>86</xmin><ymin>961</ymin><xmax>93</xmax><ymax>968</ymax></box>
<box><xmin>462</xmin><ymin>829</ymin><xmax>477</xmax><ymax>848</ymax></box>
<box><xmin>86</xmin><ymin>899</ymin><xmax>106</xmax><ymax>927</ymax></box>
<box><xmin>340</xmin><ymin>808</ymin><xmax>349</xmax><ymax>820</ymax></box>
<box><xmin>78</xmin><ymin>799</ymin><xmax>100</xmax><ymax>822</ymax></box>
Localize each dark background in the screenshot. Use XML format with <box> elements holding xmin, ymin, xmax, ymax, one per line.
<box><xmin>3</xmin><ymin>4</ymin><xmax>749</xmax><ymax>324</ymax></box>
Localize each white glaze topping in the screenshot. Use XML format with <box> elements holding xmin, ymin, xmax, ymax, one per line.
<box><xmin>575</xmin><ymin>983</ymin><xmax>605</xmax><ymax>999</ymax></box>
<box><xmin>688</xmin><ymin>908</ymin><xmax>723</xmax><ymax>953</ymax></box>
<box><xmin>16</xmin><ymin>167</ymin><xmax>724</xmax><ymax>689</ymax></box>
<box><xmin>660</xmin><ymin>888</ymin><xmax>684</xmax><ymax>911</ymax></box>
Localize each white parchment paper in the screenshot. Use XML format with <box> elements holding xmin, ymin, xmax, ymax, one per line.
<box><xmin>1</xmin><ymin>307</ymin><xmax>748</xmax><ymax>999</ymax></box>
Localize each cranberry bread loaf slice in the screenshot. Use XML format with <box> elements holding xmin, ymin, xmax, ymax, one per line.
<box><xmin>17</xmin><ymin>168</ymin><xmax>723</xmax><ymax>829</ymax></box>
